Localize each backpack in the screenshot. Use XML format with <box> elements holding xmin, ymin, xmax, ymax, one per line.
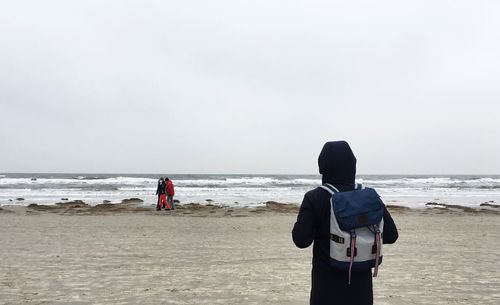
<box><xmin>320</xmin><ymin>183</ymin><xmax>384</xmax><ymax>284</ymax></box>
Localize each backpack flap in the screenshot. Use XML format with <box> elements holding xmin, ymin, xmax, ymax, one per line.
<box><xmin>332</xmin><ymin>188</ymin><xmax>384</xmax><ymax>231</ymax></box>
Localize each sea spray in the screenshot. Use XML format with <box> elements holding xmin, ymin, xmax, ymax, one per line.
<box><xmin>1</xmin><ymin>174</ymin><xmax>500</xmax><ymax>208</ymax></box>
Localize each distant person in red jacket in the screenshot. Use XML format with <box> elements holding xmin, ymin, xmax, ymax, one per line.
<box><xmin>165</xmin><ymin>177</ymin><xmax>175</xmax><ymax>210</ymax></box>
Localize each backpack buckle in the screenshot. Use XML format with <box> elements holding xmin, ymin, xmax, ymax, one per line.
<box><xmin>346</xmin><ymin>247</ymin><xmax>357</xmax><ymax>257</ymax></box>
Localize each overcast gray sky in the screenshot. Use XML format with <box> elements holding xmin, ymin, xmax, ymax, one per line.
<box><xmin>1</xmin><ymin>0</ymin><xmax>499</xmax><ymax>174</ymax></box>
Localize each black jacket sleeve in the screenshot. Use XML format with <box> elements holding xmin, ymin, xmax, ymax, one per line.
<box><xmin>292</xmin><ymin>194</ymin><xmax>315</xmax><ymax>249</ymax></box>
<box><xmin>382</xmin><ymin>207</ymin><xmax>398</xmax><ymax>244</ymax></box>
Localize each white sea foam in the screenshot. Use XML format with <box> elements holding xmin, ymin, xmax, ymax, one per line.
<box><xmin>0</xmin><ymin>176</ymin><xmax>157</xmax><ymax>185</ymax></box>
<box><xmin>1</xmin><ymin>174</ymin><xmax>499</xmax><ymax>208</ymax></box>
<box><xmin>358</xmin><ymin>177</ymin><xmax>500</xmax><ymax>188</ymax></box>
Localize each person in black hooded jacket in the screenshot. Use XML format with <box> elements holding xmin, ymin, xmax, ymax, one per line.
<box><xmin>292</xmin><ymin>141</ymin><xmax>398</xmax><ymax>305</ymax></box>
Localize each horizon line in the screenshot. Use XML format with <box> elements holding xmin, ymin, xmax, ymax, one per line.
<box><xmin>1</xmin><ymin>172</ymin><xmax>500</xmax><ymax>176</ymax></box>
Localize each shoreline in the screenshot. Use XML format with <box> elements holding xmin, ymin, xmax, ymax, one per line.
<box><xmin>1</xmin><ymin>199</ymin><xmax>500</xmax><ymax>217</ymax></box>
<box><xmin>2</xmin><ymin>174</ymin><xmax>500</xmax><ymax>211</ymax></box>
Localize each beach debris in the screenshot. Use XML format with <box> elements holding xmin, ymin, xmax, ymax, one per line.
<box><xmin>0</xmin><ymin>207</ymin><xmax>14</xmax><ymax>214</ymax></box>
<box><xmin>386</xmin><ymin>205</ymin><xmax>412</xmax><ymax>212</ymax></box>
<box><xmin>93</xmin><ymin>203</ymin><xmax>117</xmax><ymax>209</ymax></box>
<box><xmin>121</xmin><ymin>198</ymin><xmax>144</xmax><ymax>203</ymax></box>
<box><xmin>27</xmin><ymin>204</ymin><xmax>58</xmax><ymax>211</ymax></box>
<box><xmin>264</xmin><ymin>201</ymin><xmax>299</xmax><ymax>212</ymax></box>
<box><xmin>91</xmin><ymin>201</ymin><xmax>151</xmax><ymax>214</ymax></box>
<box><xmin>249</xmin><ymin>201</ymin><xmax>299</xmax><ymax>214</ymax></box>
<box><xmin>426</xmin><ymin>202</ymin><xmax>463</xmax><ymax>209</ymax></box>
<box><xmin>56</xmin><ymin>200</ymin><xmax>89</xmax><ymax>208</ymax></box>
<box><xmin>480</xmin><ymin>203</ymin><xmax>500</xmax><ymax>208</ymax></box>
<box><xmin>425</xmin><ymin>202</ymin><xmax>500</xmax><ymax>214</ymax></box>
<box><xmin>182</xmin><ymin>203</ymin><xmax>219</xmax><ymax>210</ymax></box>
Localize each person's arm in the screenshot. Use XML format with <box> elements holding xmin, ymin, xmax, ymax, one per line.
<box><xmin>382</xmin><ymin>207</ymin><xmax>398</xmax><ymax>244</ymax></box>
<box><xmin>156</xmin><ymin>182</ymin><xmax>160</xmax><ymax>195</ymax></box>
<box><xmin>292</xmin><ymin>194</ymin><xmax>315</xmax><ymax>248</ymax></box>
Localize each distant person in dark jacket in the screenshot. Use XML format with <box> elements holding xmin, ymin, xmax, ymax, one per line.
<box><xmin>292</xmin><ymin>141</ymin><xmax>398</xmax><ymax>305</ymax></box>
<box><xmin>156</xmin><ymin>177</ymin><xmax>167</xmax><ymax>210</ymax></box>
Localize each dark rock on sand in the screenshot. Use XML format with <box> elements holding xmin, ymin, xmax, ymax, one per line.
<box><xmin>182</xmin><ymin>203</ymin><xmax>217</xmax><ymax>210</ymax></box>
<box><xmin>426</xmin><ymin>202</ymin><xmax>500</xmax><ymax>214</ymax></box>
<box><xmin>427</xmin><ymin>202</ymin><xmax>473</xmax><ymax>211</ymax></box>
<box><xmin>121</xmin><ymin>198</ymin><xmax>144</xmax><ymax>203</ymax></box>
<box><xmin>264</xmin><ymin>201</ymin><xmax>299</xmax><ymax>212</ymax></box>
<box><xmin>56</xmin><ymin>200</ymin><xmax>88</xmax><ymax>208</ymax></box>
<box><xmin>27</xmin><ymin>204</ymin><xmax>58</xmax><ymax>211</ymax></box>
<box><xmin>91</xmin><ymin>202</ymin><xmax>151</xmax><ymax>214</ymax></box>
<box><xmin>27</xmin><ymin>201</ymin><xmax>89</xmax><ymax>213</ymax></box>
<box><xmin>386</xmin><ymin>205</ymin><xmax>412</xmax><ymax>212</ymax></box>
<box><xmin>206</xmin><ymin>203</ymin><xmax>222</xmax><ymax>208</ymax></box>
<box><xmin>250</xmin><ymin>201</ymin><xmax>299</xmax><ymax>214</ymax></box>
<box><xmin>93</xmin><ymin>203</ymin><xmax>118</xmax><ymax>210</ymax></box>
<box><xmin>480</xmin><ymin>203</ymin><xmax>500</xmax><ymax>208</ymax></box>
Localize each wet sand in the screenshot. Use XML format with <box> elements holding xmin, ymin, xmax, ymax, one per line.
<box><xmin>0</xmin><ymin>203</ymin><xmax>499</xmax><ymax>304</ymax></box>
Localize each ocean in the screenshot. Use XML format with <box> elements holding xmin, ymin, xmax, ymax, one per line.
<box><xmin>1</xmin><ymin>173</ymin><xmax>499</xmax><ymax>208</ymax></box>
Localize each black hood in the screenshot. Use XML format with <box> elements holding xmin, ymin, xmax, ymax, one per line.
<box><xmin>318</xmin><ymin>141</ymin><xmax>356</xmax><ymax>187</ymax></box>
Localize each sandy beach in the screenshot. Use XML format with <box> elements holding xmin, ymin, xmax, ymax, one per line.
<box><xmin>1</xmin><ymin>202</ymin><xmax>499</xmax><ymax>305</ymax></box>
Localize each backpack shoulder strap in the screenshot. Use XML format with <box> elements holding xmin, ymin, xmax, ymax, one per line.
<box><xmin>319</xmin><ymin>183</ymin><xmax>339</xmax><ymax>195</ymax></box>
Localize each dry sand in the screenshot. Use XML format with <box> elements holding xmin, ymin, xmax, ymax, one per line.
<box><xmin>0</xmin><ymin>203</ymin><xmax>499</xmax><ymax>305</ymax></box>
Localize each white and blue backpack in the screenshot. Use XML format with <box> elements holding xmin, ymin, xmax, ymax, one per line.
<box><xmin>320</xmin><ymin>183</ymin><xmax>384</xmax><ymax>284</ymax></box>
